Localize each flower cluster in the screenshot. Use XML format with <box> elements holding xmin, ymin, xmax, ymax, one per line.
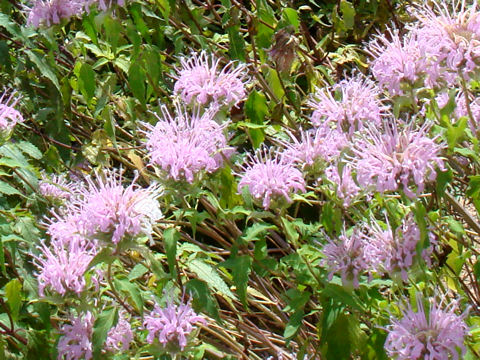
<box><xmin>385</xmin><ymin>294</ymin><xmax>468</xmax><ymax>360</ymax></box>
<box><xmin>57</xmin><ymin>311</ymin><xmax>94</xmax><ymax>360</ymax></box>
<box><xmin>38</xmin><ymin>173</ymin><xmax>76</xmax><ymax>202</ymax></box>
<box><xmin>238</xmin><ymin>147</ymin><xmax>306</xmax><ymax>209</ymax></box>
<box><xmin>322</xmin><ymin>228</ymin><xmax>368</xmax><ymax>289</ymax></box>
<box><xmin>104</xmin><ymin>312</ymin><xmax>133</xmax><ymax>352</ymax></box>
<box><xmin>325</xmin><ymin>164</ymin><xmax>360</xmax><ymax>206</ymax></box>
<box><xmin>412</xmin><ymin>0</ymin><xmax>480</xmax><ymax>85</ymax></box>
<box><xmin>144</xmin><ymin>299</ymin><xmax>206</xmax><ymax>351</ymax></box>
<box><xmin>362</xmin><ymin>215</ymin><xmax>434</xmax><ymax>281</ymax></box>
<box><xmin>0</xmin><ymin>91</ymin><xmax>23</xmax><ymax>136</ymax></box>
<box><xmin>174</xmin><ymin>51</ymin><xmax>247</xmax><ymax>109</ymax></box>
<box><xmin>143</xmin><ymin>105</ymin><xmax>232</xmax><ymax>183</ymax></box>
<box><xmin>75</xmin><ymin>170</ymin><xmax>163</xmax><ymax>245</ymax></box>
<box><xmin>309</xmin><ymin>74</ymin><xmax>386</xmax><ymax>134</ymax></box>
<box><xmin>350</xmin><ymin>121</ymin><xmax>445</xmax><ymax>198</ymax></box>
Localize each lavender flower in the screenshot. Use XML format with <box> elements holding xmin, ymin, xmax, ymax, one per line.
<box><xmin>308</xmin><ymin>74</ymin><xmax>386</xmax><ymax>134</ymax></box>
<box><xmin>237</xmin><ymin>147</ymin><xmax>306</xmax><ymax>210</ymax></box>
<box><xmin>368</xmin><ymin>28</ymin><xmax>430</xmax><ymax>95</ymax></box>
<box><xmin>0</xmin><ymin>91</ymin><xmax>23</xmax><ymax>135</ymax></box>
<box><xmin>143</xmin><ymin>104</ymin><xmax>233</xmax><ymax>183</ymax></box>
<box><xmin>325</xmin><ymin>164</ymin><xmax>360</xmax><ymax>206</ymax></box>
<box><xmin>143</xmin><ymin>299</ymin><xmax>206</xmax><ymax>351</ymax></box>
<box><xmin>322</xmin><ymin>228</ymin><xmax>368</xmax><ymax>289</ymax></box>
<box><xmin>57</xmin><ymin>312</ymin><xmax>94</xmax><ymax>360</ymax></box>
<box><xmin>385</xmin><ymin>293</ymin><xmax>468</xmax><ymax>360</ymax></box>
<box><xmin>34</xmin><ymin>236</ymin><xmax>97</xmax><ymax>296</ymax></box>
<box><xmin>104</xmin><ymin>312</ymin><xmax>133</xmax><ymax>352</ymax></box>
<box><xmin>281</xmin><ymin>125</ymin><xmax>348</xmax><ymax>168</ymax></box>
<box><xmin>174</xmin><ymin>51</ymin><xmax>248</xmax><ymax>109</ymax></box>
<box><xmin>76</xmin><ymin>169</ymin><xmax>163</xmax><ymax>245</ymax></box>
<box><xmin>412</xmin><ymin>0</ymin><xmax>480</xmax><ymax>85</ymax></box>
<box><xmin>26</xmin><ymin>0</ymin><xmax>84</xmax><ymax>28</ymax></box>
<box><xmin>362</xmin><ymin>215</ymin><xmax>435</xmax><ymax>281</ymax></box>
<box><xmin>38</xmin><ymin>173</ymin><xmax>75</xmax><ymax>202</ymax></box>
<box><xmin>350</xmin><ymin>121</ymin><xmax>445</xmax><ymax>198</ymax></box>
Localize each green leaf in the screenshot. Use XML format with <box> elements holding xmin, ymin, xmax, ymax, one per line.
<box><xmin>185</xmin><ymin>279</ymin><xmax>220</xmax><ymax>322</ymax></box>
<box><xmin>241</xmin><ymin>222</ymin><xmax>276</xmax><ymax>242</ymax></box>
<box><xmin>446</xmin><ymin>117</ymin><xmax>467</xmax><ymax>150</ymax></box>
<box><xmin>25</xmin><ymin>50</ymin><xmax>60</xmax><ymax>92</ymax></box>
<box><xmin>228</xmin><ymin>25</ymin><xmax>246</xmax><ymax>61</ymax></box>
<box><xmin>0</xmin><ymin>181</ymin><xmax>21</xmax><ymax>196</ymax></box>
<box><xmin>222</xmin><ymin>255</ymin><xmax>252</xmax><ymax>308</ymax></box>
<box><xmin>79</xmin><ymin>63</ymin><xmax>96</xmax><ymax>103</ymax></box>
<box><xmin>282</xmin><ymin>8</ymin><xmax>299</xmax><ymax>32</ymax></box>
<box><xmin>128</xmin><ymin>263</ymin><xmax>149</xmax><ymax>281</ymax></box>
<box><xmin>92</xmin><ymin>308</ymin><xmax>118</xmax><ymax>359</ymax></box>
<box><xmin>284</xmin><ymin>309</ymin><xmax>303</xmax><ymax>339</ymax></box>
<box><xmin>128</xmin><ymin>62</ymin><xmax>146</xmax><ymax>106</ymax></box>
<box><xmin>244</xmin><ymin>91</ymin><xmax>268</xmax><ymax>148</ymax></box>
<box><xmin>340</xmin><ymin>0</ymin><xmax>356</xmax><ymax>30</ymax></box>
<box><xmin>114</xmin><ymin>277</ymin><xmax>144</xmax><ymax>314</ymax></box>
<box><xmin>5</xmin><ymin>279</ymin><xmax>22</xmax><ymax>321</ymax></box>
<box><xmin>157</xmin><ymin>0</ymin><xmax>171</xmax><ymax>19</ymax></box>
<box><xmin>17</xmin><ymin>142</ymin><xmax>42</xmax><ymax>160</ymax></box>
<box><xmin>164</xmin><ymin>227</ymin><xmax>179</xmax><ymax>278</ymax></box>
<box><xmin>188</xmin><ymin>259</ymin><xmax>236</xmax><ymax>300</ymax></box>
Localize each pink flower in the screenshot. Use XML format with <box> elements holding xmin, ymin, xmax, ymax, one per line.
<box><xmin>143</xmin><ymin>299</ymin><xmax>206</xmax><ymax>351</ymax></box>
<box><xmin>34</xmin><ymin>236</ymin><xmax>96</xmax><ymax>296</ymax></box>
<box><xmin>350</xmin><ymin>121</ymin><xmax>445</xmax><ymax>198</ymax></box>
<box><xmin>57</xmin><ymin>312</ymin><xmax>94</xmax><ymax>360</ymax></box>
<box><xmin>26</xmin><ymin>0</ymin><xmax>85</xmax><ymax>28</ymax></box>
<box><xmin>281</xmin><ymin>125</ymin><xmax>348</xmax><ymax>168</ymax></box>
<box><xmin>412</xmin><ymin>0</ymin><xmax>480</xmax><ymax>85</ymax></box>
<box><xmin>104</xmin><ymin>312</ymin><xmax>133</xmax><ymax>352</ymax></box>
<box><xmin>143</xmin><ymin>104</ymin><xmax>233</xmax><ymax>183</ymax></box>
<box><xmin>38</xmin><ymin>173</ymin><xmax>76</xmax><ymax>202</ymax></box>
<box><xmin>385</xmin><ymin>293</ymin><xmax>468</xmax><ymax>360</ymax></box>
<box><xmin>362</xmin><ymin>215</ymin><xmax>435</xmax><ymax>281</ymax></box>
<box><xmin>174</xmin><ymin>51</ymin><xmax>248</xmax><ymax>109</ymax></box>
<box><xmin>325</xmin><ymin>164</ymin><xmax>360</xmax><ymax>206</ymax></box>
<box><xmin>322</xmin><ymin>228</ymin><xmax>368</xmax><ymax>289</ymax></box>
<box><xmin>308</xmin><ymin>74</ymin><xmax>387</xmax><ymax>134</ymax></box>
<box><xmin>368</xmin><ymin>28</ymin><xmax>431</xmax><ymax>95</ymax></box>
<box><xmin>0</xmin><ymin>91</ymin><xmax>23</xmax><ymax>133</ymax></box>
<box><xmin>237</xmin><ymin>147</ymin><xmax>306</xmax><ymax>209</ymax></box>
<box><xmin>76</xmin><ymin>169</ymin><xmax>163</xmax><ymax>245</ymax></box>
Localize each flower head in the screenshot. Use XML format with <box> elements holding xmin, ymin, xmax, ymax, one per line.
<box><xmin>322</xmin><ymin>228</ymin><xmax>368</xmax><ymax>289</ymax></box>
<box><xmin>385</xmin><ymin>293</ymin><xmax>468</xmax><ymax>360</ymax></box>
<box><xmin>308</xmin><ymin>74</ymin><xmax>386</xmax><ymax>134</ymax></box>
<box><xmin>0</xmin><ymin>91</ymin><xmax>23</xmax><ymax>135</ymax></box>
<box><xmin>57</xmin><ymin>311</ymin><xmax>94</xmax><ymax>360</ymax></box>
<box><xmin>76</xmin><ymin>169</ymin><xmax>163</xmax><ymax>245</ymax></box>
<box><xmin>350</xmin><ymin>121</ymin><xmax>445</xmax><ymax>198</ymax></box>
<box><xmin>26</xmin><ymin>0</ymin><xmax>84</xmax><ymax>28</ymax></box>
<box><xmin>368</xmin><ymin>28</ymin><xmax>431</xmax><ymax>95</ymax></box>
<box><xmin>174</xmin><ymin>51</ymin><xmax>248</xmax><ymax>109</ymax></box>
<box><xmin>105</xmin><ymin>312</ymin><xmax>133</xmax><ymax>352</ymax></box>
<box><xmin>34</xmin><ymin>236</ymin><xmax>97</xmax><ymax>296</ymax></box>
<box><xmin>325</xmin><ymin>163</ymin><xmax>360</xmax><ymax>206</ymax></box>
<box><xmin>412</xmin><ymin>0</ymin><xmax>480</xmax><ymax>84</ymax></box>
<box><xmin>362</xmin><ymin>215</ymin><xmax>435</xmax><ymax>281</ymax></box>
<box><xmin>281</xmin><ymin>126</ymin><xmax>348</xmax><ymax>168</ymax></box>
<box><xmin>143</xmin><ymin>104</ymin><xmax>233</xmax><ymax>183</ymax></box>
<box><xmin>237</xmin><ymin>146</ymin><xmax>306</xmax><ymax>209</ymax></box>
<box><xmin>38</xmin><ymin>173</ymin><xmax>76</xmax><ymax>202</ymax></box>
<box><xmin>143</xmin><ymin>299</ymin><xmax>206</xmax><ymax>351</ymax></box>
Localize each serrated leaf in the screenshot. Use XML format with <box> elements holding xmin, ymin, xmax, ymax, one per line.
<box><xmin>128</xmin><ymin>263</ymin><xmax>149</xmax><ymax>281</ymax></box>
<box><xmin>79</xmin><ymin>63</ymin><xmax>96</xmax><ymax>103</ymax></box>
<box><xmin>0</xmin><ymin>181</ymin><xmax>21</xmax><ymax>196</ymax></box>
<box><xmin>188</xmin><ymin>259</ymin><xmax>235</xmax><ymax>300</ymax></box>
<box><xmin>185</xmin><ymin>279</ymin><xmax>220</xmax><ymax>322</ymax></box>
<box><xmin>282</xmin><ymin>8</ymin><xmax>299</xmax><ymax>31</ymax></box>
<box><xmin>244</xmin><ymin>91</ymin><xmax>268</xmax><ymax>148</ymax></box>
<box><xmin>92</xmin><ymin>308</ymin><xmax>118</xmax><ymax>358</ymax></box>
<box><xmin>128</xmin><ymin>62</ymin><xmax>146</xmax><ymax>105</ymax></box>
<box><xmin>241</xmin><ymin>222</ymin><xmax>276</xmax><ymax>242</ymax></box>
<box><xmin>284</xmin><ymin>309</ymin><xmax>303</xmax><ymax>339</ymax></box>
<box><xmin>25</xmin><ymin>50</ymin><xmax>60</xmax><ymax>92</ymax></box>
<box><xmin>17</xmin><ymin>142</ymin><xmax>42</xmax><ymax>160</ymax></box>
<box><xmin>340</xmin><ymin>0</ymin><xmax>355</xmax><ymax>30</ymax></box>
<box><xmin>5</xmin><ymin>279</ymin><xmax>22</xmax><ymax>321</ymax></box>
<box><xmin>114</xmin><ymin>277</ymin><xmax>144</xmax><ymax>314</ymax></box>
<box><xmin>223</xmin><ymin>255</ymin><xmax>252</xmax><ymax>308</ymax></box>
